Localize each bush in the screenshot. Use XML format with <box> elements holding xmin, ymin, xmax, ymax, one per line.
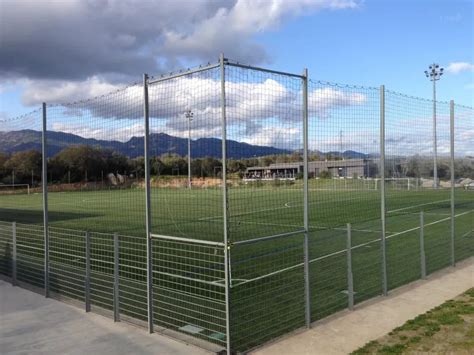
<box><xmin>319</xmin><ymin>171</ymin><xmax>332</xmax><ymax>179</ymax></box>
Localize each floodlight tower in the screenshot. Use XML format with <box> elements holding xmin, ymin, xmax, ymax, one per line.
<box><xmin>185</xmin><ymin>109</ymin><xmax>194</xmax><ymax>189</ymax></box>
<box><xmin>424</xmin><ymin>63</ymin><xmax>444</xmax><ymax>189</ymax></box>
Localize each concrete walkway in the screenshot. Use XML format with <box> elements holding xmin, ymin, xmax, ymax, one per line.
<box><xmin>252</xmin><ymin>257</ymin><xmax>474</xmax><ymax>355</ymax></box>
<box><xmin>0</xmin><ymin>280</ymin><xmax>210</xmax><ymax>355</ymax></box>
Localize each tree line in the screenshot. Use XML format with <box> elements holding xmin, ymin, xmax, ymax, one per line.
<box><xmin>0</xmin><ymin>145</ymin><xmax>472</xmax><ymax>185</ymax></box>
<box><xmin>0</xmin><ymin>145</ymin><xmax>301</xmax><ymax>185</ymax></box>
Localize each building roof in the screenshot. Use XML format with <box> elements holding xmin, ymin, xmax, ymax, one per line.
<box><xmin>246</xmin><ymin>159</ymin><xmax>367</xmax><ymax>171</ymax></box>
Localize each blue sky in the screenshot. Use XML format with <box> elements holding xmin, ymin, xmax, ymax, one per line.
<box><xmin>259</xmin><ymin>0</ymin><xmax>473</xmax><ymax>105</ymax></box>
<box><xmin>0</xmin><ymin>0</ymin><xmax>472</xmax><ymax>147</ymax></box>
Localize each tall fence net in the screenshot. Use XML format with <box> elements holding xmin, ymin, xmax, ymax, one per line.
<box><xmin>0</xmin><ymin>110</ymin><xmax>44</xmax><ymax>289</ymax></box>
<box><xmin>0</xmin><ymin>59</ymin><xmax>472</xmax><ymax>354</ymax></box>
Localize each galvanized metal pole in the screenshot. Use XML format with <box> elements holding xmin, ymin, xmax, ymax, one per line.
<box><xmin>143</xmin><ymin>73</ymin><xmax>154</xmax><ymax>333</ymax></box>
<box><xmin>420</xmin><ymin>212</ymin><xmax>426</xmax><ymax>279</ymax></box>
<box><xmin>302</xmin><ymin>68</ymin><xmax>311</xmax><ymax>328</ymax></box>
<box><xmin>347</xmin><ymin>223</ymin><xmax>354</xmax><ymax>310</ymax></box>
<box><xmin>113</xmin><ymin>232</ymin><xmax>120</xmax><ymax>322</ymax></box>
<box><xmin>450</xmin><ymin>100</ymin><xmax>455</xmax><ymax>266</ymax></box>
<box><xmin>188</xmin><ymin>114</ymin><xmax>192</xmax><ymax>189</ymax></box>
<box><xmin>12</xmin><ymin>222</ymin><xmax>16</xmax><ymax>286</ymax></box>
<box><xmin>433</xmin><ymin>79</ymin><xmax>438</xmax><ymax>188</ymax></box>
<box><xmin>42</xmin><ymin>102</ymin><xmax>49</xmax><ymax>298</ymax></box>
<box><xmin>220</xmin><ymin>53</ymin><xmax>231</xmax><ymax>355</ymax></box>
<box><xmin>379</xmin><ymin>86</ymin><xmax>388</xmax><ymax>296</ymax></box>
<box><xmin>85</xmin><ymin>231</ymin><xmax>91</xmax><ymax>312</ymax></box>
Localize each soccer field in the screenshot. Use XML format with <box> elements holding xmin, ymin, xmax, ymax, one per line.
<box><xmin>0</xmin><ymin>180</ymin><xmax>473</xmax><ymax>352</ymax></box>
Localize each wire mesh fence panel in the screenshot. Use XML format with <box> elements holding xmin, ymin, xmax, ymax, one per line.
<box><xmin>0</xmin><ymin>221</ymin><xmax>13</xmax><ymax>277</ymax></box>
<box><xmin>223</xmin><ymin>64</ymin><xmax>307</xmax><ymax>352</ymax></box>
<box><xmin>385</xmin><ymin>92</ymin><xmax>452</xmax><ymax>290</ymax></box>
<box><xmin>309</xmin><ymin>230</ymin><xmax>348</xmax><ymax>320</ymax></box>
<box><xmin>225</xmin><ymin>64</ymin><xmax>304</xmax><ymax>242</ymax></box>
<box><xmin>230</xmin><ymin>234</ymin><xmax>305</xmax><ymax>353</ymax></box>
<box><xmin>152</xmin><ymin>237</ymin><xmax>227</xmax><ymax>347</ymax></box>
<box><xmin>15</xmin><ymin>222</ymin><xmax>44</xmax><ymax>288</ymax></box>
<box><xmin>45</xmin><ymin>84</ymin><xmax>145</xmax><ymax>237</ymax></box>
<box><xmin>0</xmin><ymin>109</ymin><xmax>44</xmax><ymax>228</ymax></box>
<box><xmin>89</xmin><ymin>231</ymin><xmax>115</xmax><ymax>313</ymax></box>
<box><xmin>117</xmin><ymin>234</ymin><xmax>148</xmax><ymax>324</ymax></box>
<box><xmin>424</xmin><ymin>220</ymin><xmax>451</xmax><ymax>275</ymax></box>
<box><xmin>48</xmin><ymin>227</ymin><xmax>86</xmax><ymax>302</ymax></box>
<box><xmin>351</xmin><ymin>229</ymin><xmax>383</xmax><ymax>303</ymax></box>
<box><xmin>307</xmin><ymin>81</ymin><xmax>380</xmax><ymax>317</ymax></box>
<box><xmin>148</xmin><ymin>67</ymin><xmax>223</xmax><ymax>243</ymax></box>
<box><xmin>454</xmin><ymin>104</ymin><xmax>474</xmax><ymax>262</ymax></box>
<box><xmin>308</xmin><ymin>81</ymin><xmax>380</xmax><ymax>229</ymax></box>
<box><xmin>385</xmin><ymin>229</ymin><xmax>421</xmax><ymax>290</ymax></box>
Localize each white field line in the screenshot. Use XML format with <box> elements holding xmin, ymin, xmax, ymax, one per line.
<box><xmin>387</xmin><ymin>199</ymin><xmax>450</xmax><ymax>214</ymax></box>
<box><xmin>198</xmin><ymin>194</ymin><xmax>367</xmax><ymax>222</ymax></box>
<box><xmin>232</xmin><ymin>210</ymin><xmax>473</xmax><ymax>288</ymax></box>
<box><xmin>222</xmin><ymin>219</ymin><xmax>383</xmax><ymax>235</ymax></box>
<box><xmin>460</xmin><ymin>230</ymin><xmax>473</xmax><ymax>238</ymax></box>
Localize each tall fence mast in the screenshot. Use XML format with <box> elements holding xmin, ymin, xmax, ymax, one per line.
<box><xmin>42</xmin><ymin>102</ymin><xmax>49</xmax><ymax>298</ymax></box>
<box><xmin>379</xmin><ymin>86</ymin><xmax>388</xmax><ymax>296</ymax></box>
<box><xmin>220</xmin><ymin>53</ymin><xmax>231</xmax><ymax>355</ymax></box>
<box><xmin>143</xmin><ymin>73</ymin><xmax>154</xmax><ymax>333</ymax></box>
<box><xmin>302</xmin><ymin>68</ymin><xmax>311</xmax><ymax>328</ymax></box>
<box><xmin>450</xmin><ymin>100</ymin><xmax>455</xmax><ymax>266</ymax></box>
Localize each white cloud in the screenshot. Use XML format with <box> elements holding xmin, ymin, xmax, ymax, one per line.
<box><xmin>242</xmin><ymin>126</ymin><xmax>302</xmax><ymax>149</ymax></box>
<box><xmin>22</xmin><ymin>77</ymin><xmax>127</xmax><ymax>106</ymax></box>
<box><xmin>1</xmin><ymin>0</ymin><xmax>359</xmax><ymax>82</ymax></box>
<box><xmin>446</xmin><ymin>62</ymin><xmax>474</xmax><ymax>74</ymax></box>
<box><xmin>309</xmin><ymin>88</ymin><xmax>367</xmax><ymax>117</ymax></box>
<box><xmin>163</xmin><ymin>0</ymin><xmax>358</xmax><ymax>62</ymax></box>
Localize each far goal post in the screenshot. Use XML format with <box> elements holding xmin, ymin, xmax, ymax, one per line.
<box><xmin>0</xmin><ymin>184</ymin><xmax>31</xmax><ymax>195</ymax></box>
<box><xmin>373</xmin><ymin>178</ymin><xmax>419</xmax><ymax>191</ymax></box>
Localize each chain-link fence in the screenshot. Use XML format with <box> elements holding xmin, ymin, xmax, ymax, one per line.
<box><xmin>0</xmin><ymin>57</ymin><xmax>472</xmax><ymax>354</ymax></box>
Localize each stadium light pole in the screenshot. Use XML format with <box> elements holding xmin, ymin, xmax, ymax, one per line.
<box><xmin>186</xmin><ymin>110</ymin><xmax>194</xmax><ymax>189</ymax></box>
<box><xmin>424</xmin><ymin>63</ymin><xmax>444</xmax><ymax>189</ymax></box>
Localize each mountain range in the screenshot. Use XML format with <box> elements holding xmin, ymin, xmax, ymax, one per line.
<box><xmin>0</xmin><ymin>130</ymin><xmax>372</xmax><ymax>160</ymax></box>
<box><xmin>0</xmin><ymin>130</ymin><xmax>290</xmax><ymax>159</ymax></box>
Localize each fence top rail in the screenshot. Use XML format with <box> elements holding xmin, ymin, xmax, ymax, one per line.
<box><xmin>454</xmin><ymin>103</ymin><xmax>474</xmax><ymax>110</ymax></box>
<box><xmin>46</xmin><ymin>81</ymin><xmax>140</xmax><ymax>108</ymax></box>
<box><xmin>148</xmin><ymin>62</ymin><xmax>220</xmax><ymax>84</ymax></box>
<box><xmin>150</xmin><ymin>233</ymin><xmax>226</xmax><ymax>247</ymax></box>
<box><xmin>309</xmin><ymin>78</ymin><xmax>378</xmax><ymax>91</ymax></box>
<box><xmin>385</xmin><ymin>88</ymin><xmax>451</xmax><ymax>105</ymax></box>
<box><xmin>224</xmin><ymin>58</ymin><xmax>305</xmax><ymax>79</ymax></box>
<box><xmin>0</xmin><ymin>108</ymin><xmax>42</xmax><ymax>123</ymax></box>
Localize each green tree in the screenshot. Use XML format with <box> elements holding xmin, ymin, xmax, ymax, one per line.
<box><xmin>4</xmin><ymin>150</ymin><xmax>41</xmax><ymax>183</ymax></box>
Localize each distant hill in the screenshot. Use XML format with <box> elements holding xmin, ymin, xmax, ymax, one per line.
<box><xmin>0</xmin><ymin>130</ymin><xmax>291</xmax><ymax>159</ymax></box>
<box><xmin>309</xmin><ymin>149</ymin><xmax>376</xmax><ymax>159</ymax></box>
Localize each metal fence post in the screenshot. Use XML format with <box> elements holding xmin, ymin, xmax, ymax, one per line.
<box><xmin>12</xmin><ymin>222</ymin><xmax>16</xmax><ymax>286</ymax></box>
<box><xmin>220</xmin><ymin>53</ymin><xmax>232</xmax><ymax>355</ymax></box>
<box><xmin>113</xmin><ymin>232</ymin><xmax>120</xmax><ymax>322</ymax></box>
<box><xmin>347</xmin><ymin>223</ymin><xmax>354</xmax><ymax>310</ymax></box>
<box><xmin>302</xmin><ymin>68</ymin><xmax>311</xmax><ymax>328</ymax></box>
<box><xmin>450</xmin><ymin>100</ymin><xmax>455</xmax><ymax>267</ymax></box>
<box><xmin>143</xmin><ymin>73</ymin><xmax>154</xmax><ymax>333</ymax></box>
<box><xmin>420</xmin><ymin>212</ymin><xmax>426</xmax><ymax>279</ymax></box>
<box><xmin>379</xmin><ymin>85</ymin><xmax>388</xmax><ymax>296</ymax></box>
<box><xmin>42</xmin><ymin>102</ymin><xmax>50</xmax><ymax>298</ymax></box>
<box><xmin>85</xmin><ymin>231</ymin><xmax>91</xmax><ymax>312</ymax></box>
